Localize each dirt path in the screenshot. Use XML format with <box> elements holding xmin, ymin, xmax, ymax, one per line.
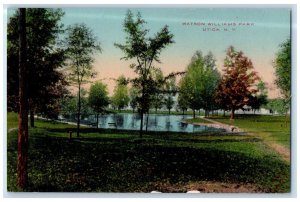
<box><xmin>190</xmin><ymin>117</ymin><xmax>290</xmax><ymax>163</ymax></box>
<box><xmin>7</xmin><ymin>127</ymin><xmax>18</xmax><ymax>133</ymax></box>
<box><xmin>260</xmin><ymin>137</ymin><xmax>290</xmax><ymax>163</ymax></box>
<box><xmin>184</xmin><ymin>116</ymin><xmax>243</xmax><ymax>133</ymax></box>
<box><xmin>152</xmin><ymin>181</ymin><xmax>260</xmax><ymax>193</ymax></box>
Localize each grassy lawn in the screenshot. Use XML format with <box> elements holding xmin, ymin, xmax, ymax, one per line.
<box><xmin>206</xmin><ymin>115</ymin><xmax>290</xmax><ymax>148</ymax></box>
<box><xmin>7</xmin><ymin>112</ymin><xmax>19</xmax><ymax>130</ymax></box>
<box><xmin>7</xmin><ymin>113</ymin><xmax>290</xmax><ymax>192</ymax></box>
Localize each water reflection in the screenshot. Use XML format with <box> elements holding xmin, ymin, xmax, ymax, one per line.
<box><xmin>87</xmin><ymin>113</ymin><xmax>223</xmax><ymax>133</ymax></box>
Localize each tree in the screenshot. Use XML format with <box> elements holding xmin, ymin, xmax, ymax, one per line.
<box><xmin>60</xmin><ymin>96</ymin><xmax>78</xmax><ymax>120</ymax></box>
<box><xmin>115</xmin><ymin>10</ymin><xmax>174</xmax><ymax>137</ymax></box>
<box><xmin>17</xmin><ymin>8</ymin><xmax>28</xmax><ymax>189</ymax></box>
<box><xmin>248</xmin><ymin>80</ymin><xmax>268</xmax><ymax>113</ymax></box>
<box><xmin>111</xmin><ymin>76</ymin><xmax>130</xmax><ymax>111</ymax></box>
<box><xmin>178</xmin><ymin>51</ymin><xmax>220</xmax><ymax>118</ymax></box>
<box><xmin>215</xmin><ymin>46</ymin><xmax>259</xmax><ymax>119</ymax></box>
<box><xmin>274</xmin><ymin>38</ymin><xmax>291</xmax><ymax>125</ymax></box>
<box><xmin>177</xmin><ymin>87</ymin><xmax>189</xmax><ymax>115</ymax></box>
<box><xmin>64</xmin><ymin>23</ymin><xmax>102</xmax><ymax>137</ymax></box>
<box><xmin>163</xmin><ymin>77</ymin><xmax>176</xmax><ymax>114</ymax></box>
<box><xmin>129</xmin><ymin>86</ymin><xmax>139</xmax><ymax>113</ymax></box>
<box><xmin>150</xmin><ymin>68</ymin><xmax>164</xmax><ymax>113</ymax></box>
<box><xmin>265</xmin><ymin>98</ymin><xmax>289</xmax><ymax>115</ymax></box>
<box><xmin>88</xmin><ymin>81</ymin><xmax>109</xmax><ymax>128</ymax></box>
<box><xmin>7</xmin><ymin>8</ymin><xmax>66</xmax><ymax>127</ymax></box>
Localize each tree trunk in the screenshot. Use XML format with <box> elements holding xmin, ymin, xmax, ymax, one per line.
<box><xmin>145</xmin><ymin>112</ymin><xmax>149</xmax><ymax>132</ymax></box>
<box><xmin>30</xmin><ymin>108</ymin><xmax>34</xmax><ymax>127</ymax></box>
<box><xmin>193</xmin><ymin>109</ymin><xmax>195</xmax><ymax>119</ymax></box>
<box><xmin>17</xmin><ymin>8</ymin><xmax>28</xmax><ymax>189</ymax></box>
<box><xmin>223</xmin><ymin>110</ymin><xmax>226</xmax><ymax>117</ymax></box>
<box><xmin>77</xmin><ymin>84</ymin><xmax>81</xmax><ymax>137</ymax></box>
<box><xmin>96</xmin><ymin>113</ymin><xmax>99</xmax><ymax>129</ymax></box>
<box><xmin>182</xmin><ymin>109</ymin><xmax>184</xmax><ymax>115</ymax></box>
<box><xmin>168</xmin><ymin>108</ymin><xmax>171</xmax><ymax>114</ymax></box>
<box><xmin>139</xmin><ymin>111</ymin><xmax>144</xmax><ymax>138</ymax></box>
<box><xmin>230</xmin><ymin>109</ymin><xmax>235</xmax><ymax>120</ymax></box>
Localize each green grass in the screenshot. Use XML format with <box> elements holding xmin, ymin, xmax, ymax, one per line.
<box><xmin>7</xmin><ymin>113</ymin><xmax>290</xmax><ymax>193</ymax></box>
<box><xmin>206</xmin><ymin>115</ymin><xmax>290</xmax><ymax>148</ymax></box>
<box><xmin>7</xmin><ymin>112</ymin><xmax>19</xmax><ymax>130</ymax></box>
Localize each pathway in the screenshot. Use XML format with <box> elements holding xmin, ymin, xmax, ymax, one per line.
<box><xmin>183</xmin><ymin>116</ymin><xmax>243</xmax><ymax>133</ymax></box>
<box><xmin>189</xmin><ymin>116</ymin><xmax>290</xmax><ymax>163</ymax></box>
<box><xmin>8</xmin><ymin>127</ymin><xmax>18</xmax><ymax>133</ymax></box>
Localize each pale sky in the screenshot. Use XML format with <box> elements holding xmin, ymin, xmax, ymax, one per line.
<box><xmin>8</xmin><ymin>7</ymin><xmax>291</xmax><ymax>98</ymax></box>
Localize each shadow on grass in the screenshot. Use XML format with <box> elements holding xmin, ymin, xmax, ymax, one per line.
<box><xmin>7</xmin><ymin>134</ymin><xmax>290</xmax><ymax>193</ymax></box>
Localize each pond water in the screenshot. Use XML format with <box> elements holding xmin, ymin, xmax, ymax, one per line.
<box><xmin>87</xmin><ymin>113</ymin><xmax>224</xmax><ymax>133</ymax></box>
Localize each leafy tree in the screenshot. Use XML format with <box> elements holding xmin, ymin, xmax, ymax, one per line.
<box><xmin>163</xmin><ymin>77</ymin><xmax>176</xmax><ymax>114</ymax></box>
<box><xmin>248</xmin><ymin>80</ymin><xmax>268</xmax><ymax>113</ymax></box>
<box><xmin>274</xmin><ymin>38</ymin><xmax>291</xmax><ymax>101</ymax></box>
<box><xmin>88</xmin><ymin>81</ymin><xmax>109</xmax><ymax>128</ymax></box>
<box><xmin>16</xmin><ymin>8</ymin><xmax>28</xmax><ymax>189</ymax></box>
<box><xmin>7</xmin><ymin>8</ymin><xmax>66</xmax><ymax>127</ymax></box>
<box><xmin>265</xmin><ymin>98</ymin><xmax>289</xmax><ymax>115</ymax></box>
<box><xmin>115</xmin><ymin>10</ymin><xmax>174</xmax><ymax>137</ymax></box>
<box><xmin>164</xmin><ymin>95</ymin><xmax>174</xmax><ymax>114</ymax></box>
<box><xmin>179</xmin><ymin>51</ymin><xmax>220</xmax><ymax>118</ymax></box>
<box><xmin>129</xmin><ymin>86</ymin><xmax>139</xmax><ymax>113</ymax></box>
<box><xmin>38</xmin><ymin>80</ymin><xmax>69</xmax><ymax>119</ymax></box>
<box><xmin>60</xmin><ymin>89</ymin><xmax>91</xmax><ymax>120</ymax></box>
<box><xmin>111</xmin><ymin>76</ymin><xmax>130</xmax><ymax>111</ymax></box>
<box><xmin>177</xmin><ymin>85</ymin><xmax>189</xmax><ymax>115</ymax></box>
<box><xmin>274</xmin><ymin>38</ymin><xmax>291</xmax><ymax>125</ymax></box>
<box><xmin>64</xmin><ymin>23</ymin><xmax>102</xmax><ymax>137</ymax></box>
<box><xmin>150</xmin><ymin>68</ymin><xmax>164</xmax><ymax>113</ymax></box>
<box><xmin>60</xmin><ymin>96</ymin><xmax>78</xmax><ymax>120</ymax></box>
<box><xmin>215</xmin><ymin>46</ymin><xmax>259</xmax><ymax>119</ymax></box>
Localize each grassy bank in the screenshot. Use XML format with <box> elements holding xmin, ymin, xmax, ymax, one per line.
<box><xmin>204</xmin><ymin>115</ymin><xmax>290</xmax><ymax>148</ymax></box>
<box><xmin>7</xmin><ymin>113</ymin><xmax>290</xmax><ymax>192</ymax></box>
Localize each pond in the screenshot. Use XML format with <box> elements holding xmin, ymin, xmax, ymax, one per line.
<box><xmin>87</xmin><ymin>113</ymin><xmax>224</xmax><ymax>133</ymax></box>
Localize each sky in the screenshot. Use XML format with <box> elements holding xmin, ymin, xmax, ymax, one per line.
<box><xmin>8</xmin><ymin>7</ymin><xmax>291</xmax><ymax>98</ymax></box>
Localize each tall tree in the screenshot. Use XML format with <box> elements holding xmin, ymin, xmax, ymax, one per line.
<box><xmin>215</xmin><ymin>46</ymin><xmax>259</xmax><ymax>119</ymax></box>
<box><xmin>129</xmin><ymin>86</ymin><xmax>139</xmax><ymax>113</ymax></box>
<box><xmin>7</xmin><ymin>8</ymin><xmax>66</xmax><ymax>127</ymax></box>
<box><xmin>17</xmin><ymin>8</ymin><xmax>28</xmax><ymax>189</ymax></box>
<box><xmin>274</xmin><ymin>38</ymin><xmax>291</xmax><ymax>125</ymax></box>
<box><xmin>115</xmin><ymin>10</ymin><xmax>174</xmax><ymax>137</ymax></box>
<box><xmin>150</xmin><ymin>68</ymin><xmax>164</xmax><ymax>113</ymax></box>
<box><xmin>177</xmin><ymin>86</ymin><xmax>189</xmax><ymax>115</ymax></box>
<box><xmin>88</xmin><ymin>81</ymin><xmax>109</xmax><ymax>128</ymax></box>
<box><xmin>111</xmin><ymin>75</ymin><xmax>130</xmax><ymax>111</ymax></box>
<box><xmin>163</xmin><ymin>77</ymin><xmax>176</xmax><ymax>114</ymax></box>
<box><xmin>64</xmin><ymin>23</ymin><xmax>102</xmax><ymax>137</ymax></box>
<box><xmin>178</xmin><ymin>51</ymin><xmax>220</xmax><ymax>118</ymax></box>
<box><xmin>248</xmin><ymin>80</ymin><xmax>268</xmax><ymax>113</ymax></box>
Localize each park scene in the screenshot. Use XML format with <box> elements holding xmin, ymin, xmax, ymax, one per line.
<box><xmin>7</xmin><ymin>7</ymin><xmax>291</xmax><ymax>193</ymax></box>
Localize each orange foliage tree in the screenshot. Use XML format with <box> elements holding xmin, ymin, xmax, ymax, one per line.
<box><xmin>215</xmin><ymin>46</ymin><xmax>260</xmax><ymax>119</ymax></box>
